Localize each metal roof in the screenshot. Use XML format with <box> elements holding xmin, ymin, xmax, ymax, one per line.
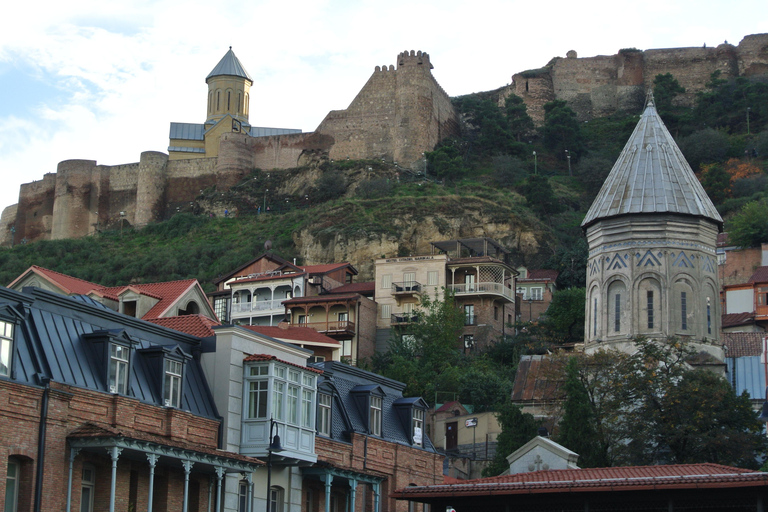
<box><xmin>169</xmin><ymin>122</ymin><xmax>205</xmax><ymax>141</ymax></box>
<box><xmin>581</xmin><ymin>99</ymin><xmax>723</xmax><ymax>230</ymax></box>
<box><xmin>206</xmin><ymin>48</ymin><xmax>252</xmax><ymax>83</ymax></box>
<box><xmin>247</xmin><ymin>126</ymin><xmax>302</xmax><ymax>137</ymax></box>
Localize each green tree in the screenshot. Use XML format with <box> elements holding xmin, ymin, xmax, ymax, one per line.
<box><xmin>539</xmin><ymin>288</ymin><xmax>585</xmax><ymax>344</ymax></box>
<box><xmin>482</xmin><ymin>402</ymin><xmax>540</xmax><ymax>476</ymax></box>
<box><xmin>521</xmin><ymin>174</ymin><xmax>564</xmax><ymax>216</ymax></box>
<box><xmin>555</xmin><ymin>358</ymin><xmax>606</xmax><ymax>467</ymax></box>
<box><xmin>652</xmin><ymin>73</ymin><xmax>687</xmax><ymax>133</ymax></box>
<box><xmin>425</xmin><ymin>142</ymin><xmax>466</xmax><ymax>182</ymax></box>
<box><xmin>575</xmin><ymin>154</ymin><xmax>614</xmax><ymax>203</ymax></box>
<box><xmin>727</xmin><ymin>199</ymin><xmax>768</xmax><ymax>248</ymax></box>
<box><xmin>504</xmin><ymin>94</ymin><xmax>535</xmax><ymax>142</ymax></box>
<box><xmin>491</xmin><ymin>155</ymin><xmax>527</xmax><ymax>187</ymax></box>
<box><xmin>678</xmin><ymin>128</ymin><xmax>730</xmax><ymax>172</ymax></box>
<box><xmin>540</xmin><ymin>99</ymin><xmax>584</xmax><ymax>157</ymax></box>
<box><xmin>698</xmin><ymin>162</ymin><xmax>731</xmax><ymax>204</ymax></box>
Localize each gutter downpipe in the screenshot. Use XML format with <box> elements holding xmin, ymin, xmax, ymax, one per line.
<box><xmin>33</xmin><ymin>376</ymin><xmax>51</xmax><ymax>512</ymax></box>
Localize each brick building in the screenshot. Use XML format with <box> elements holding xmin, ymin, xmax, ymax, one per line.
<box><xmin>0</xmin><ymin>285</ymin><xmax>258</xmax><ymax>512</ymax></box>
<box><xmin>514</xmin><ymin>267</ymin><xmax>558</xmax><ymax>323</ymax></box>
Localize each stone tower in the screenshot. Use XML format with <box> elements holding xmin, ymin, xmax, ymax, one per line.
<box><xmin>581</xmin><ymin>97</ymin><xmax>723</xmax><ymax>357</ymax></box>
<box><xmin>205</xmin><ymin>47</ymin><xmax>252</xmax><ymax>125</ymax></box>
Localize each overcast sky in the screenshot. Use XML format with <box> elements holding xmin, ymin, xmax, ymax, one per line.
<box><xmin>0</xmin><ymin>0</ymin><xmax>766</xmax><ymax>213</ymax></box>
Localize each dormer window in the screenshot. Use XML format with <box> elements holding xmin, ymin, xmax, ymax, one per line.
<box><xmin>0</xmin><ymin>320</ymin><xmax>14</xmax><ymax>377</ymax></box>
<box><xmin>109</xmin><ymin>344</ymin><xmax>130</xmax><ymax>394</ymax></box>
<box><xmin>370</xmin><ymin>396</ymin><xmax>382</xmax><ymax>436</ymax></box>
<box><xmin>164</xmin><ymin>359</ymin><xmax>183</xmax><ymax>407</ymax></box>
<box><xmin>412</xmin><ymin>408</ymin><xmax>424</xmax><ymax>447</ymax></box>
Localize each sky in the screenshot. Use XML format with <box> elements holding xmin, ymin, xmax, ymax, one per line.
<box><xmin>0</xmin><ymin>0</ymin><xmax>766</xmax><ymax>213</ymax></box>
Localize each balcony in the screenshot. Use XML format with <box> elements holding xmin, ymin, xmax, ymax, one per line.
<box><xmin>392</xmin><ymin>281</ymin><xmax>422</xmax><ymax>297</ymax></box>
<box><xmin>302</xmin><ymin>320</ymin><xmax>356</xmax><ymax>336</ymax></box>
<box><xmin>391</xmin><ymin>313</ymin><xmax>419</xmax><ymax>325</ymax></box>
<box><xmin>231</xmin><ymin>299</ymin><xmax>285</xmax><ymax>316</ymax></box>
<box><xmin>449</xmin><ymin>282</ymin><xmax>514</xmax><ymax>301</ymax></box>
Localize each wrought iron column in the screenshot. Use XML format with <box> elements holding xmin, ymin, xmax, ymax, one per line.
<box><xmin>182</xmin><ymin>460</ymin><xmax>194</xmax><ymax>512</ymax></box>
<box><xmin>215</xmin><ymin>467</ymin><xmax>225</xmax><ymax>512</ymax></box>
<box><xmin>146</xmin><ymin>454</ymin><xmax>159</xmax><ymax>512</ymax></box>
<box><xmin>65</xmin><ymin>447</ymin><xmax>80</xmax><ymax>512</ymax></box>
<box><xmin>107</xmin><ymin>447</ymin><xmax>123</xmax><ymax>512</ymax></box>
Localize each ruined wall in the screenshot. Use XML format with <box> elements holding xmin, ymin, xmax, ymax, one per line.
<box><xmin>316</xmin><ymin>50</ymin><xmax>459</xmax><ymax>169</ymax></box>
<box><xmin>511</xmin><ymin>34</ymin><xmax>768</xmax><ymax>124</ymax></box>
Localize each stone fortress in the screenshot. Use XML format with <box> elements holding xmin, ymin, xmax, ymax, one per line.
<box><xmin>1</xmin><ymin>34</ymin><xmax>766</xmax><ymax>245</ymax></box>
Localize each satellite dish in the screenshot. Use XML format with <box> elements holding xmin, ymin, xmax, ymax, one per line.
<box><xmin>265</xmin><ymin>240</ymin><xmax>273</xmax><ymax>252</ymax></box>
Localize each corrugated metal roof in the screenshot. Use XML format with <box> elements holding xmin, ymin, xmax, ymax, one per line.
<box><xmin>169</xmin><ymin>122</ymin><xmax>205</xmax><ymax>141</ymax></box>
<box><xmin>206</xmin><ymin>48</ymin><xmax>252</xmax><ymax>82</ymax></box>
<box><xmin>247</xmin><ymin>126</ymin><xmax>302</xmax><ymax>137</ymax></box>
<box><xmin>726</xmin><ymin>356</ymin><xmax>766</xmax><ymax>400</ymax></box>
<box><xmin>582</xmin><ymin>100</ymin><xmax>723</xmax><ymax>230</ymax></box>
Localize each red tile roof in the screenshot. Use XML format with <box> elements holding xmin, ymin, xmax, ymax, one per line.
<box><xmin>748</xmin><ymin>266</ymin><xmax>768</xmax><ymax>284</ymax></box>
<box><xmin>147</xmin><ymin>315</ymin><xmax>220</xmax><ymax>337</ymax></box>
<box><xmin>9</xmin><ymin>265</ymin><xmax>104</xmax><ymax>295</ymax></box>
<box><xmin>227</xmin><ymin>273</ymin><xmax>304</xmax><ymax>285</ymax></box>
<box><xmin>511</xmin><ymin>355</ymin><xmax>563</xmax><ymax>403</ymax></box>
<box><xmin>283</xmin><ymin>293</ymin><xmax>363</xmax><ymax>305</ymax></box>
<box><xmin>327</xmin><ymin>282</ymin><xmax>375</xmax><ymax>295</ymax></box>
<box><xmin>68</xmin><ymin>422</ymin><xmax>263</xmax><ymax>466</ymax></box>
<box><xmin>102</xmin><ymin>279</ymin><xmax>199</xmax><ymax>319</ymax></box>
<box><xmin>242</xmin><ymin>354</ymin><xmax>323</xmax><ymax>374</ymax></box>
<box><xmin>519</xmin><ymin>269</ymin><xmax>559</xmax><ymax>281</ymax></box>
<box><xmin>243</xmin><ymin>326</ymin><xmax>340</xmax><ymax>345</ymax></box>
<box><xmin>301</xmin><ymin>263</ymin><xmax>353</xmax><ymax>274</ymax></box>
<box><xmin>722</xmin><ymin>332</ymin><xmax>765</xmax><ymax>357</ymax></box>
<box><xmin>721</xmin><ymin>312</ymin><xmax>756</xmax><ymax>328</ymax></box>
<box><xmin>393</xmin><ymin>464</ymin><xmax>767</xmax><ymax>498</ymax></box>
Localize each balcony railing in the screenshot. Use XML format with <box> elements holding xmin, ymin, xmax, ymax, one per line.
<box><xmin>231</xmin><ymin>299</ymin><xmax>285</xmax><ymax>314</ymax></box>
<box><xmin>391</xmin><ymin>313</ymin><xmax>419</xmax><ymax>325</ymax></box>
<box><xmin>302</xmin><ymin>320</ymin><xmax>356</xmax><ymax>334</ymax></box>
<box><xmin>449</xmin><ymin>282</ymin><xmax>514</xmax><ymax>300</ymax></box>
<box><xmin>392</xmin><ymin>282</ymin><xmax>422</xmax><ymax>295</ymax></box>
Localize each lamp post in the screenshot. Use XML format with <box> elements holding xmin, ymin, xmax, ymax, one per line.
<box><xmin>532</xmin><ymin>151</ymin><xmax>537</xmax><ymax>175</ymax></box>
<box><xmin>266</xmin><ymin>418</ymin><xmax>283</xmax><ymax>512</ymax></box>
<box><xmin>528</xmin><ymin>298</ymin><xmax>533</xmax><ymax>322</ymax></box>
<box><xmin>263</xmin><ymin>189</ymin><xmax>269</xmax><ymax>213</ymax></box>
<box><xmin>119</xmin><ymin>211</ymin><xmax>126</xmax><ymax>237</ymax></box>
<box><xmin>747</xmin><ymin>107</ymin><xmax>751</xmax><ymax>135</ymax></box>
<box><xmin>565</xmin><ymin>149</ymin><xmax>572</xmax><ymax>176</ymax></box>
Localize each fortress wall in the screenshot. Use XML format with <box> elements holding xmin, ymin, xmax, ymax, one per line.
<box><xmin>509</xmin><ymin>74</ymin><xmax>555</xmax><ymax>125</ymax></box>
<box><xmin>316</xmin><ymin>66</ymin><xmax>398</xmax><ymax>162</ymax></box>
<box><xmin>737</xmin><ymin>33</ymin><xmax>768</xmax><ymax>76</ymax></box>
<box><xmin>12</xmin><ymin>173</ymin><xmax>56</xmax><ymax>243</ymax></box>
<box><xmin>643</xmin><ymin>45</ymin><xmax>739</xmax><ymax>105</ymax></box>
<box><xmin>51</xmin><ymin>160</ymin><xmax>97</xmax><ymax>240</ymax></box>
<box><xmin>107</xmin><ymin>163</ymin><xmax>140</xmax><ymax>228</ymax></box>
<box><xmin>0</xmin><ymin>205</ymin><xmax>17</xmax><ymax>247</ymax></box>
<box><xmin>164</xmin><ymin>157</ymin><xmax>218</xmax><ymax>213</ymax></box>
<box><xmin>551</xmin><ymin>54</ymin><xmax>621</xmax><ymax>120</ymax></box>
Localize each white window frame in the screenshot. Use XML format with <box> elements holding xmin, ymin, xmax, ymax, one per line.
<box><xmin>245</xmin><ymin>363</ymin><xmax>315</xmax><ymax>428</ymax></box>
<box><xmin>5</xmin><ymin>459</ymin><xmax>19</xmax><ymax>512</ymax></box>
<box><xmin>164</xmin><ymin>359</ymin><xmax>183</xmax><ymax>408</ymax></box>
<box><xmin>427</xmin><ymin>271</ymin><xmax>438</xmax><ymax>286</ymax></box>
<box><xmin>530</xmin><ymin>287</ymin><xmax>543</xmax><ymax>301</ymax></box>
<box><xmin>381</xmin><ymin>274</ymin><xmax>392</xmax><ymax>289</ymax></box>
<box><xmin>318</xmin><ymin>393</ymin><xmax>332</xmax><ymax>436</ymax></box>
<box><xmin>413</xmin><ymin>408</ymin><xmax>424</xmax><ymax>447</ymax></box>
<box><xmin>109</xmin><ymin>344</ymin><xmax>129</xmax><ymax>394</ymax></box>
<box><xmin>381</xmin><ymin>304</ymin><xmax>391</xmax><ymax>320</ymax></box>
<box><xmin>81</xmin><ymin>463</ymin><xmax>96</xmax><ymax>512</ymax></box>
<box><xmin>0</xmin><ymin>321</ymin><xmax>13</xmax><ymax>377</ymax></box>
<box><xmin>269</xmin><ymin>486</ymin><xmax>284</xmax><ymax>512</ymax></box>
<box><xmin>370</xmin><ymin>396</ymin><xmax>382</xmax><ymax>436</ymax></box>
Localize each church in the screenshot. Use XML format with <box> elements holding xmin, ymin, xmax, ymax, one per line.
<box><xmin>581</xmin><ymin>95</ymin><xmax>723</xmax><ymax>360</ymax></box>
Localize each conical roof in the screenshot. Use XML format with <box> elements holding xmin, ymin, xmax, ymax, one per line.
<box><xmin>206</xmin><ymin>47</ymin><xmax>252</xmax><ymax>83</ymax></box>
<box><xmin>581</xmin><ymin>100</ymin><xmax>722</xmax><ymax>230</ymax></box>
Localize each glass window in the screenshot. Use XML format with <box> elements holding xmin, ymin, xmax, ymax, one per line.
<box><xmin>289</xmin><ymin>370</ymin><xmax>299</xmax><ymax>383</ymax></box>
<box><xmin>463</xmin><ymin>335</ymin><xmax>474</xmax><ymax>349</ymax></box>
<box><xmin>303</xmin><ymin>374</ymin><xmax>314</xmax><ymax>387</ymax></box>
<box><xmin>80</xmin><ymin>464</ymin><xmax>95</xmax><ymax>512</ymax></box>
<box><xmin>370</xmin><ymin>396</ymin><xmax>382</xmax><ymax>436</ymax></box>
<box><xmin>707</xmin><ymin>297</ymin><xmax>712</xmax><ymax>335</ymax></box>
<box><xmin>269</xmin><ymin>486</ymin><xmax>284</xmax><ymax>512</ymax></box>
<box><xmin>214</xmin><ymin>297</ymin><xmax>229</xmax><ymax>322</ymax></box>
<box><xmin>318</xmin><ymin>393</ymin><xmax>332</xmax><ymax>436</ymax></box>
<box><xmin>109</xmin><ymin>344</ymin><xmax>129</xmax><ymax>394</ymax></box>
<box><xmin>413</xmin><ymin>408</ymin><xmax>424</xmax><ymax>447</ymax></box>
<box><xmin>681</xmin><ymin>292</ymin><xmax>688</xmax><ymax>330</ymax></box>
<box><xmin>614</xmin><ymin>293</ymin><xmax>621</xmax><ymax>332</ymax></box>
<box><xmin>302</xmin><ymin>389</ymin><xmax>313</xmax><ymax>428</ymax></box>
<box><xmin>0</xmin><ymin>321</ymin><xmax>13</xmax><ymax>377</ymax></box>
<box><xmin>5</xmin><ymin>459</ymin><xmax>18</xmax><ymax>512</ymax></box>
<box><xmin>647</xmin><ymin>291</ymin><xmax>654</xmax><ymax>329</ymax></box>
<box><xmin>287</xmin><ymin>385</ymin><xmax>299</xmax><ymax>425</ymax></box>
<box><xmin>238</xmin><ymin>481</ymin><xmax>247</xmax><ymax>512</ymax></box>
<box><xmin>403</xmin><ymin>272</ymin><xmax>416</xmax><ymax>286</ymax></box>
<box><xmin>273</xmin><ymin>381</ymin><xmax>285</xmax><ymax>421</ymax></box>
<box><xmin>381</xmin><ymin>304</ymin><xmax>391</xmax><ymax>320</ymax></box>
<box><xmin>248</xmin><ymin>380</ymin><xmax>268</xmax><ymax>419</ymax></box>
<box><xmin>381</xmin><ymin>274</ymin><xmax>392</xmax><ymax>289</ymax></box>
<box><xmin>164</xmin><ymin>359</ymin><xmax>182</xmax><ymax>408</ymax></box>
<box><xmin>530</xmin><ymin>287</ymin><xmax>543</xmax><ymax>301</ymax></box>
<box><xmin>305</xmin><ymin>489</ymin><xmax>314</xmax><ymax>512</ymax></box>
<box><xmin>464</xmin><ymin>305</ymin><xmax>474</xmax><ymax>325</ymax></box>
<box><xmin>427</xmin><ymin>271</ymin><xmax>438</xmax><ymax>286</ymax></box>
<box><xmin>341</xmin><ymin>340</ymin><xmax>352</xmax><ymax>359</ymax></box>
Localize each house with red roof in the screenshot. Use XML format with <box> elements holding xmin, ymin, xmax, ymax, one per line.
<box><xmin>515</xmin><ymin>267</ymin><xmax>558</xmax><ymax>323</ymax></box>
<box><xmin>8</xmin><ymin>265</ymin><xmax>217</xmax><ymax>321</ymax></box>
<box><xmin>243</xmin><ymin>324</ymin><xmax>342</xmax><ymax>362</ymax></box>
<box><xmin>723</xmin><ymin>265</ymin><xmax>768</xmax><ymax>332</ymax></box>
<box><xmin>211</xmin><ymin>253</ymin><xmax>377</xmax><ymax>365</ymax></box>
<box><xmin>392</xmin><ymin>463</ymin><xmax>768</xmax><ymax>511</ymax></box>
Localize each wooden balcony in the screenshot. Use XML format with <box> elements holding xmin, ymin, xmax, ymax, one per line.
<box><xmin>302</xmin><ymin>320</ymin><xmax>356</xmax><ymax>336</ymax></box>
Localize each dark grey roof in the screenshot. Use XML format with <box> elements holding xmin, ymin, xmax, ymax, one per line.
<box><xmin>169</xmin><ymin>122</ymin><xmax>205</xmax><ymax>141</ymax></box>
<box><xmin>206</xmin><ymin>48</ymin><xmax>252</xmax><ymax>83</ymax></box>
<box><xmin>315</xmin><ymin>361</ymin><xmax>437</xmax><ymax>452</ymax></box>
<box><xmin>247</xmin><ymin>126</ymin><xmax>302</xmax><ymax>137</ymax></box>
<box><xmin>581</xmin><ymin>100</ymin><xmax>723</xmax><ymax>230</ymax></box>
<box><xmin>0</xmin><ymin>286</ymin><xmax>219</xmax><ymax>419</ymax></box>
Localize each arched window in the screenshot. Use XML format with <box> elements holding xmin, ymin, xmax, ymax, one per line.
<box><xmin>216</xmin><ymin>91</ymin><xmax>220</xmax><ymax>111</ymax></box>
<box><xmin>269</xmin><ymin>486</ymin><xmax>284</xmax><ymax>512</ymax></box>
<box><xmin>607</xmin><ymin>280</ymin><xmax>626</xmax><ymax>335</ymax></box>
<box><xmin>227</xmin><ymin>91</ymin><xmax>231</xmax><ymax>111</ymax></box>
<box><xmin>245</xmin><ymin>93</ymin><xmax>249</xmax><ymax>116</ymax></box>
<box><xmin>673</xmin><ymin>278</ymin><xmax>695</xmax><ymax>333</ymax></box>
<box><xmin>637</xmin><ymin>277</ymin><xmax>661</xmax><ymax>333</ymax></box>
<box><xmin>588</xmin><ymin>286</ymin><xmax>600</xmax><ymax>339</ymax></box>
<box><xmin>5</xmin><ymin>459</ymin><xmax>19</xmax><ymax>512</ymax></box>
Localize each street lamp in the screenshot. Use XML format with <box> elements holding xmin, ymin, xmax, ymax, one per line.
<box><xmin>528</xmin><ymin>298</ymin><xmax>533</xmax><ymax>322</ymax></box>
<box><xmin>264</xmin><ymin>189</ymin><xmax>269</xmax><ymax>213</ymax></box>
<box><xmin>565</xmin><ymin>150</ymin><xmax>572</xmax><ymax>177</ymax></box>
<box><xmin>747</xmin><ymin>107</ymin><xmax>751</xmax><ymax>135</ymax></box>
<box><xmin>532</xmin><ymin>151</ymin><xmax>537</xmax><ymax>175</ymax></box>
<box><xmin>266</xmin><ymin>418</ymin><xmax>284</xmax><ymax>512</ymax></box>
